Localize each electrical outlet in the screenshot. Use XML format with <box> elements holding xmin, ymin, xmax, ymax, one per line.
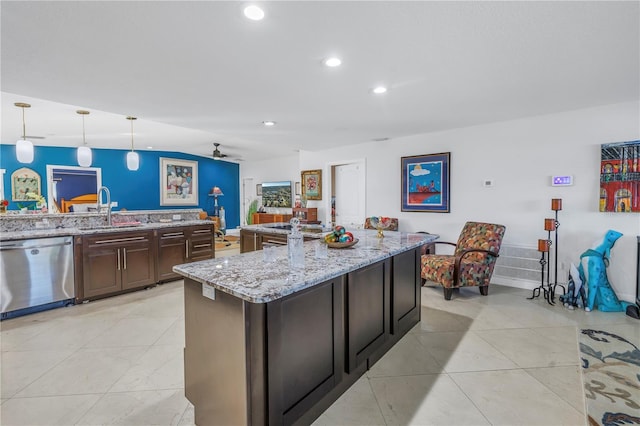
<box><xmin>202</xmin><ymin>284</ymin><xmax>216</xmax><ymax>301</ymax></box>
<box><xmin>172</xmin><ymin>214</ymin><xmax>182</xmax><ymax>221</ymax></box>
<box><xmin>110</xmin><ymin>201</ymin><xmax>118</xmax><ymax>207</ymax></box>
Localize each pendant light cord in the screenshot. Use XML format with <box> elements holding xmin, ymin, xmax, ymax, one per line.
<box><xmin>82</xmin><ymin>114</ymin><xmax>87</xmax><ymax>146</ymax></box>
<box><xmin>21</xmin><ymin>106</ymin><xmax>27</xmax><ymax>141</ymax></box>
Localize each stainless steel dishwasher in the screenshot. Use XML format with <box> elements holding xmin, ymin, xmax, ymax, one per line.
<box><xmin>1</xmin><ymin>236</ymin><xmax>75</xmax><ymax>319</ymax></box>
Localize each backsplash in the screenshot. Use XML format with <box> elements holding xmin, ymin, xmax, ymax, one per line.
<box><xmin>0</xmin><ymin>209</ymin><xmax>203</xmax><ymax>233</ymax></box>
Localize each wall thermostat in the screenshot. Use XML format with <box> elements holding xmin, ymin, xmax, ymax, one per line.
<box><xmin>551</xmin><ymin>175</ymin><xmax>573</xmax><ymax>186</ymax></box>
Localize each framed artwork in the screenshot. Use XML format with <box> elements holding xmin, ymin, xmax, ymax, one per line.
<box><xmin>301</xmin><ymin>169</ymin><xmax>322</xmax><ymax>200</ymax></box>
<box><xmin>11</xmin><ymin>167</ymin><xmax>41</xmax><ymax>201</ymax></box>
<box><xmin>401</xmin><ymin>152</ymin><xmax>450</xmax><ymax>213</ymax></box>
<box><xmin>599</xmin><ymin>140</ymin><xmax>640</xmax><ymax>212</ymax></box>
<box><xmin>159</xmin><ymin>157</ymin><xmax>198</xmax><ymax>205</ymax></box>
<box><xmin>256</xmin><ymin>184</ymin><xmax>262</xmax><ymax>196</ymax></box>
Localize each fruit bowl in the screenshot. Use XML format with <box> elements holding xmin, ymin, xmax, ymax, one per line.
<box><xmin>326</xmin><ymin>238</ymin><xmax>359</xmax><ymax>249</ymax></box>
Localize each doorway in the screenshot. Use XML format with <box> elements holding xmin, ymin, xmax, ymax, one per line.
<box><xmin>327</xmin><ymin>160</ymin><xmax>366</xmax><ymax>228</ymax></box>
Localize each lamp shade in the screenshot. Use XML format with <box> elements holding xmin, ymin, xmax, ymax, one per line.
<box><xmin>77</xmin><ymin>146</ymin><xmax>92</xmax><ymax>167</ymax></box>
<box><xmin>126</xmin><ymin>151</ymin><xmax>139</xmax><ymax>171</ymax></box>
<box><xmin>210</xmin><ymin>186</ymin><xmax>224</xmax><ymax>196</ymax></box>
<box><xmin>16</xmin><ymin>139</ymin><xmax>34</xmax><ymax>163</ymax></box>
<box><xmin>551</xmin><ymin>198</ymin><xmax>562</xmax><ymax>211</ymax></box>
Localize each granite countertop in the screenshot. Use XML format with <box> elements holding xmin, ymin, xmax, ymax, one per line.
<box><xmin>0</xmin><ymin>220</ymin><xmax>213</xmax><ymax>241</ymax></box>
<box><xmin>174</xmin><ymin>230</ymin><xmax>438</xmax><ymax>304</ymax></box>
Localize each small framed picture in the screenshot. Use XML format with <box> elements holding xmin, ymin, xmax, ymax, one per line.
<box><xmin>256</xmin><ymin>184</ymin><xmax>262</xmax><ymax>196</ymax></box>
<box><xmin>301</xmin><ymin>169</ymin><xmax>322</xmax><ymax>200</ymax></box>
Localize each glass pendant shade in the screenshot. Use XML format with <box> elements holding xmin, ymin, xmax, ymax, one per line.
<box><xmin>77</xmin><ymin>146</ymin><xmax>92</xmax><ymax>167</ymax></box>
<box><xmin>16</xmin><ymin>139</ymin><xmax>34</xmax><ymax>163</ymax></box>
<box><xmin>127</xmin><ymin>151</ymin><xmax>139</xmax><ymax>171</ymax></box>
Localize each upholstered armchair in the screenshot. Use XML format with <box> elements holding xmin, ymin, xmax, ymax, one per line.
<box><xmin>421</xmin><ymin>221</ymin><xmax>506</xmax><ymax>300</ymax></box>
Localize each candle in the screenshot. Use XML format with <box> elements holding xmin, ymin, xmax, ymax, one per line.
<box><xmin>538</xmin><ymin>239</ymin><xmax>550</xmax><ymax>252</ymax></box>
<box><xmin>551</xmin><ymin>198</ymin><xmax>562</xmax><ymax>211</ymax></box>
<box><xmin>544</xmin><ymin>218</ymin><xmax>556</xmax><ymax>231</ymax></box>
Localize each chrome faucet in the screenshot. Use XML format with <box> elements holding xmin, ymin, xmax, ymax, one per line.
<box><xmin>97</xmin><ymin>186</ymin><xmax>112</xmax><ymax>226</ymax></box>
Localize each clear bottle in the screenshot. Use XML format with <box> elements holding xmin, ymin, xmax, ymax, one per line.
<box><xmin>288</xmin><ymin>218</ymin><xmax>305</xmax><ymax>269</ymax></box>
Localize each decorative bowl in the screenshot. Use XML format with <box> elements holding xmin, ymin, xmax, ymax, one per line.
<box><xmin>326</xmin><ymin>238</ymin><xmax>359</xmax><ymax>249</ymax></box>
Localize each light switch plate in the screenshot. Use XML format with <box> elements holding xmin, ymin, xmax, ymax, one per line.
<box><xmin>202</xmin><ymin>284</ymin><xmax>216</xmax><ymax>301</ymax></box>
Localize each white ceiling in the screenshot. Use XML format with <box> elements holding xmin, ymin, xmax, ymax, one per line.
<box><xmin>2</xmin><ymin>1</ymin><xmax>639</xmax><ymax>162</ymax></box>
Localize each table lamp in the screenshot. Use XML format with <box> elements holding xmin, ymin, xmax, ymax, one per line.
<box><xmin>210</xmin><ymin>186</ymin><xmax>224</xmax><ymax>216</ymax></box>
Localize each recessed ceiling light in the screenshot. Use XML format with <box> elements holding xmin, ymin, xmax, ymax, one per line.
<box><xmin>244</xmin><ymin>5</ymin><xmax>264</xmax><ymax>21</ymax></box>
<box><xmin>324</xmin><ymin>57</ymin><xmax>342</xmax><ymax>67</ymax></box>
<box><xmin>372</xmin><ymin>86</ymin><xmax>387</xmax><ymax>94</ymax></box>
<box><xmin>263</xmin><ymin>120</ymin><xmax>276</xmax><ymax>126</ymax></box>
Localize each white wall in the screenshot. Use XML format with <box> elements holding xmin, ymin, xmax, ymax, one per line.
<box><xmin>239</xmin><ymin>154</ymin><xmax>300</xmax><ymax>224</ymax></box>
<box><xmin>296</xmin><ymin>101</ymin><xmax>640</xmax><ymax>301</ymax></box>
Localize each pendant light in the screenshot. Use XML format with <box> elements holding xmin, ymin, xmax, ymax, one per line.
<box><xmin>76</xmin><ymin>110</ymin><xmax>92</xmax><ymax>167</ymax></box>
<box><xmin>126</xmin><ymin>116</ymin><xmax>139</xmax><ymax>171</ymax></box>
<box><xmin>15</xmin><ymin>102</ymin><xmax>34</xmax><ymax>163</ymax></box>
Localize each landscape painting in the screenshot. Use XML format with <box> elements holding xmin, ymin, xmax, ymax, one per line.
<box><xmin>401</xmin><ymin>152</ymin><xmax>450</xmax><ymax>213</ymax></box>
<box><xmin>262</xmin><ymin>181</ymin><xmax>292</xmax><ymax>208</ymax></box>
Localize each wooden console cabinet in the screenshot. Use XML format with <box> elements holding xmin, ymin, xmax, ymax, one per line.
<box><xmin>251</xmin><ymin>213</ymin><xmax>293</xmax><ymax>224</ymax></box>
<box><xmin>292</xmin><ymin>207</ymin><xmax>319</xmax><ymax>224</ymax></box>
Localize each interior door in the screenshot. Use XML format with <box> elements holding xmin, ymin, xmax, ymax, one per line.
<box><xmin>334</xmin><ymin>162</ymin><xmax>365</xmax><ymax>228</ymax></box>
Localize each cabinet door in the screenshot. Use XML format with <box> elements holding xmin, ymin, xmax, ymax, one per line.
<box><xmin>391</xmin><ymin>248</ymin><xmax>420</xmax><ymax>335</ymax></box>
<box><xmin>83</xmin><ymin>245</ymin><xmax>121</xmax><ymax>298</ymax></box>
<box><xmin>121</xmin><ymin>241</ymin><xmax>156</xmax><ymax>290</ymax></box>
<box><xmin>240</xmin><ymin>230</ymin><xmax>258</xmax><ymax>253</ymax></box>
<box><xmin>157</xmin><ymin>229</ymin><xmax>186</xmax><ymax>281</ymax></box>
<box><xmin>346</xmin><ymin>259</ymin><xmax>390</xmax><ymax>373</ymax></box>
<box><xmin>188</xmin><ymin>226</ymin><xmax>214</xmax><ymax>261</ymax></box>
<box><xmin>267</xmin><ymin>277</ymin><xmax>345</xmax><ymax>425</ymax></box>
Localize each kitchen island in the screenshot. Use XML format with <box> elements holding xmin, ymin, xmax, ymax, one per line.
<box><xmin>174</xmin><ymin>230</ymin><xmax>437</xmax><ymax>426</ymax></box>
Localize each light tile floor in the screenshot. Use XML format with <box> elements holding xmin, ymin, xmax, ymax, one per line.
<box><xmin>1</xmin><ymin>278</ymin><xmax>636</xmax><ymax>425</ymax></box>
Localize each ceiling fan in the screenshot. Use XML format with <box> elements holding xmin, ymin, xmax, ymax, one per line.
<box><xmin>212</xmin><ymin>142</ymin><xmax>228</xmax><ymax>160</ymax></box>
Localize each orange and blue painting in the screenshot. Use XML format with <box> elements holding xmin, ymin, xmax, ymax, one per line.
<box><xmin>401</xmin><ymin>152</ymin><xmax>450</xmax><ymax>212</ymax></box>
<box><xmin>600</xmin><ymin>140</ymin><xmax>640</xmax><ymax>213</ymax></box>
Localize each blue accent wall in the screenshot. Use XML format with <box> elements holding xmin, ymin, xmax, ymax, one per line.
<box><xmin>0</xmin><ymin>144</ymin><xmax>240</xmax><ymax>229</ymax></box>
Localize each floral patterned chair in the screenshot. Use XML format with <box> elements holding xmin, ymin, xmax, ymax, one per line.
<box><xmin>421</xmin><ymin>221</ymin><xmax>506</xmax><ymax>300</ymax></box>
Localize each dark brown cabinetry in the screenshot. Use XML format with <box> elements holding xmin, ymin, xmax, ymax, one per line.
<box><xmin>157</xmin><ymin>229</ymin><xmax>187</xmax><ymax>282</ymax></box>
<box><xmin>183</xmin><ymin>246</ymin><xmax>423</xmax><ymax>426</ymax></box>
<box><xmin>75</xmin><ymin>224</ymin><xmax>214</xmax><ymax>302</ymax></box>
<box><xmin>188</xmin><ymin>225</ymin><xmax>215</xmax><ymax>261</ymax></box>
<box><xmin>240</xmin><ymin>229</ymin><xmax>262</xmax><ymax>253</ymax></box>
<box><xmin>240</xmin><ymin>229</ymin><xmax>314</xmax><ymax>253</ymax></box>
<box><xmin>79</xmin><ymin>231</ymin><xmax>156</xmax><ymax>300</ymax></box>
<box><xmin>157</xmin><ymin>225</ymin><xmax>214</xmax><ymax>282</ymax></box>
